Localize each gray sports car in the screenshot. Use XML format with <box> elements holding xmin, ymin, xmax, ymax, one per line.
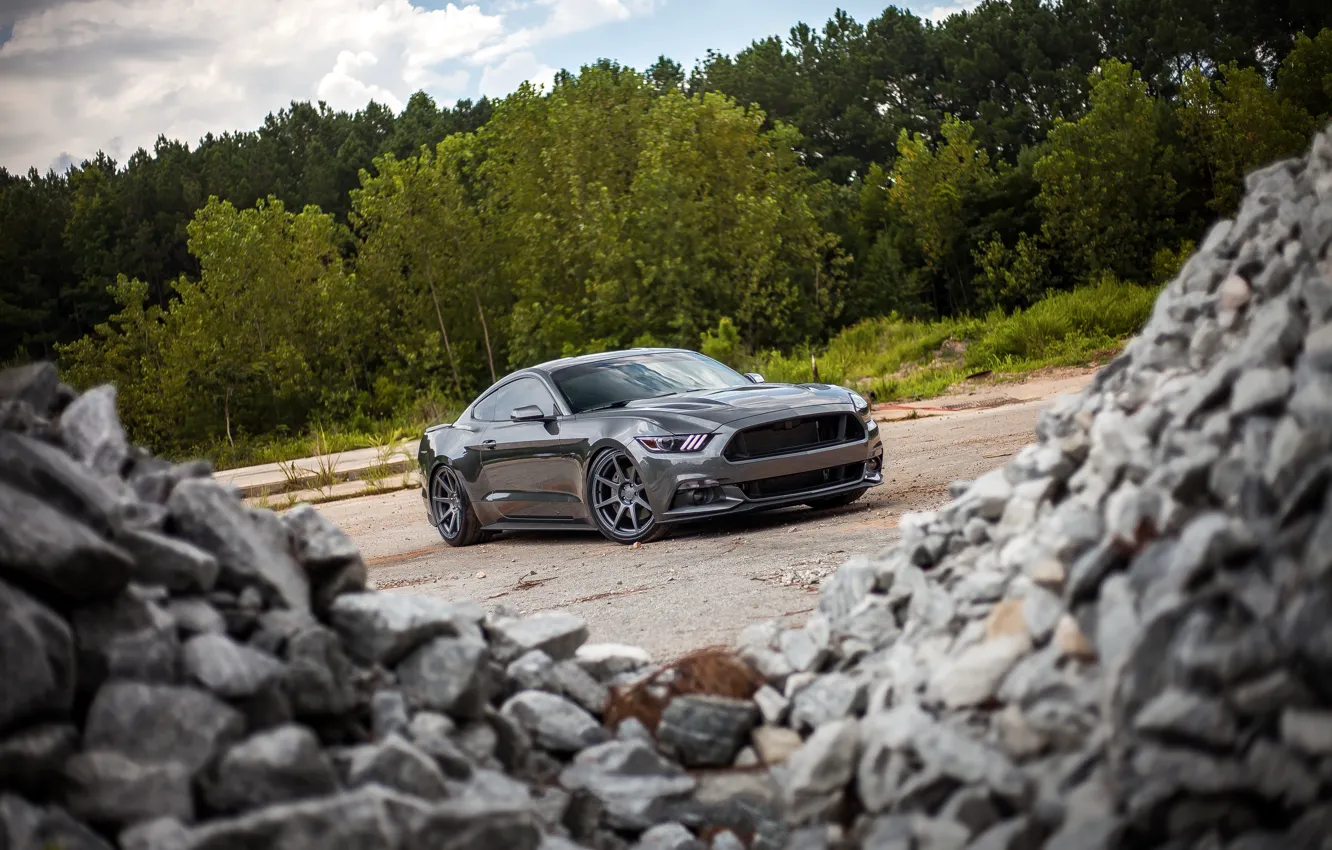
<box><xmin>416</xmin><ymin>348</ymin><xmax>885</xmax><ymax>546</ymax></box>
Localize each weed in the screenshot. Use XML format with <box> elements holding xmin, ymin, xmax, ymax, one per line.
<box><xmin>309</xmin><ymin>426</ymin><xmax>343</xmax><ymax>496</ymax></box>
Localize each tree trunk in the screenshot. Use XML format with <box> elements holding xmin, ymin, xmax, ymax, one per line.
<box><xmin>811</xmin><ymin>353</ymin><xmax>820</xmax><ymax>383</ymax></box>
<box><xmin>224</xmin><ymin>388</ymin><xmax>234</xmax><ymax>448</ymax></box>
<box><xmin>475</xmin><ymin>290</ymin><xmax>496</xmax><ymax>383</ymax></box>
<box><xmin>426</xmin><ymin>254</ymin><xmax>465</xmax><ymax>398</ymax></box>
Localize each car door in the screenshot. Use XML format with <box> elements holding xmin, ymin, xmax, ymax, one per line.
<box><xmin>475</xmin><ymin>376</ymin><xmax>586</xmax><ymax>521</ymax></box>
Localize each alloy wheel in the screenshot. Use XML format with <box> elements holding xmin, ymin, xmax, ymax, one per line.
<box><xmin>431</xmin><ymin>466</ymin><xmax>464</xmax><ymax>540</ymax></box>
<box><xmin>590</xmin><ymin>450</ymin><xmax>655</xmax><ymax>538</ymax></box>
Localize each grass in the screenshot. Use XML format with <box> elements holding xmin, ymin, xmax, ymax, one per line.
<box><xmin>750</xmin><ymin>277</ymin><xmax>1160</xmax><ymax>402</ymax></box>
<box><xmin>190</xmin><ymin>409</ymin><xmax>449</xmax><ymax>472</ymax></box>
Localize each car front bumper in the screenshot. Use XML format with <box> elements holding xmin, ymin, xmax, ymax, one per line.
<box><xmin>633</xmin><ymin>408</ymin><xmax>885</xmax><ymax>525</ymax></box>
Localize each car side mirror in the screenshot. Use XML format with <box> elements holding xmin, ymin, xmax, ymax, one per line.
<box><xmin>744</xmin><ymin>373</ymin><xmax>765</xmax><ymax>384</ymax></box>
<box><xmin>510</xmin><ymin>405</ymin><xmax>550</xmax><ymax>422</ymax></box>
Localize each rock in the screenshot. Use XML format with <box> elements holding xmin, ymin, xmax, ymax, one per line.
<box><xmin>560</xmin><ymin>740</ymin><xmax>696</xmax><ymax>831</ymax></box>
<box><xmin>182</xmin><ymin>633</ymin><xmax>283</xmax><ymax>699</ymax></box>
<box><xmin>1134</xmin><ymin>688</ymin><xmax>1238</xmax><ymax>747</ymax></box>
<box><xmin>0</xmin><ymin>480</ymin><xmax>132</xmax><ymax>600</ymax></box>
<box><xmin>657</xmin><ymin>695</ymin><xmax>758</xmax><ymax>767</ymax></box>
<box><xmin>168</xmin><ymin>479</ymin><xmax>310</xmax><ymax>614</ymax></box>
<box><xmin>0</xmin><ymin>431</ymin><xmax>126</xmax><ymax>536</ymax></box>
<box><xmin>396</xmin><ymin>635</ymin><xmax>490</xmax><ymax>718</ymax></box>
<box><xmin>752</xmin><ymin>725</ymin><xmax>804</xmax><ymax>765</ymax></box>
<box><xmin>0</xmin><ymin>361</ymin><xmax>60</xmax><ymax>412</ymax></box>
<box><xmin>488</xmin><ymin>612</ymin><xmax>590</xmax><ymax>663</ymax></box>
<box><xmin>1053</xmin><ymin>615</ymin><xmax>1095</xmax><ymax>660</ymax></box>
<box><xmin>0</xmin><ymin>793</ymin><xmax>116</xmax><ymax>850</ymax></box>
<box><xmin>635</xmin><ymin>821</ymin><xmax>705</xmax><ymax>850</ymax></box>
<box><xmin>71</xmin><ymin>589</ymin><xmax>180</xmax><ymax>699</ymax></box>
<box><xmin>203</xmin><ymin>724</ymin><xmax>339</xmax><ymax>814</ymax></box>
<box><xmin>118</xmin><ymin>529</ymin><xmax>220</xmax><ymax>594</ymax></box>
<box><xmin>59</xmin><ymin>384</ymin><xmax>129</xmax><ymax>477</ymax></box>
<box><xmin>931</xmin><ymin>635</ymin><xmax>1032</xmax><ymax>709</ymax></box>
<box><xmin>1280</xmin><ymin>707</ymin><xmax>1332</xmax><ymax>756</ymax></box>
<box><xmin>0</xmin><ymin>723</ymin><xmax>78</xmax><ymax>795</ymax></box>
<box><xmin>1021</xmin><ymin>588</ymin><xmax>1063</xmax><ymax>644</ymax></box>
<box><xmin>984</xmin><ymin>599</ymin><xmax>1028</xmax><ymax>640</ymax></box>
<box><xmin>62</xmin><ymin>750</ymin><xmax>194</xmax><ymax>828</ymax></box>
<box><xmin>282</xmin><ymin>504</ymin><xmax>363</xmax><ymax>574</ymax></box>
<box><xmin>344</xmin><ymin>733</ymin><xmax>450</xmax><ymax>800</ymax></box>
<box><xmin>406</xmin><ymin>712</ymin><xmax>474</xmax><ymax>779</ymax></box>
<box><xmin>783</xmin><ymin>718</ymin><xmax>859</xmax><ymax>824</ymax></box>
<box><xmin>501</xmin><ymin>690</ymin><xmax>609</xmax><ymax>754</ymax></box>
<box><xmin>790</xmin><ymin>672</ymin><xmax>867</xmax><ymax>731</ymax></box>
<box><xmin>83</xmin><ymin>681</ymin><xmax>245</xmax><ymax>775</ymax></box>
<box><xmin>282</xmin><ymin>624</ymin><xmax>359</xmax><ymax>717</ymax></box>
<box><xmin>507</xmin><ymin>650</ymin><xmax>555</xmax><ymax>691</ymax></box>
<box><xmin>575</xmin><ymin>643</ymin><xmax>652</xmax><ymax>680</ymax></box>
<box><xmin>0</xmin><ymin>577</ymin><xmax>75</xmax><ymax>732</ymax></box>
<box><xmin>326</xmin><ymin>592</ymin><xmax>480</xmax><ymax>665</ymax></box>
<box><xmin>754</xmin><ymin>685</ymin><xmax>790</xmax><ymax>726</ymax></box>
<box><xmin>549</xmin><ymin>659</ymin><xmax>609</xmax><ymax>715</ymax></box>
<box><xmin>371</xmin><ymin>689</ymin><xmax>409</xmax><ymax>740</ymax></box>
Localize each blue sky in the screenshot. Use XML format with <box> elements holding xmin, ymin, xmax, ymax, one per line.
<box><xmin>0</xmin><ymin>0</ymin><xmax>973</xmax><ymax>173</ymax></box>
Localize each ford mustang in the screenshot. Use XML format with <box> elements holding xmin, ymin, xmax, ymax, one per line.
<box><xmin>416</xmin><ymin>348</ymin><xmax>884</xmax><ymax>546</ymax></box>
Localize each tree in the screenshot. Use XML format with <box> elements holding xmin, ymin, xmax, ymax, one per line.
<box><xmin>1178</xmin><ymin>62</ymin><xmax>1314</xmax><ymax>214</ymax></box>
<box><xmin>1034</xmin><ymin>60</ymin><xmax>1179</xmax><ymax>282</ymax></box>
<box><xmin>1278</xmin><ymin>29</ymin><xmax>1332</xmax><ymax>122</ymax></box>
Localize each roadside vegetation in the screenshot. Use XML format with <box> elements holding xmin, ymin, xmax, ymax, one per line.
<box><xmin>3</xmin><ymin>3</ymin><xmax>1328</xmax><ymax>467</ymax></box>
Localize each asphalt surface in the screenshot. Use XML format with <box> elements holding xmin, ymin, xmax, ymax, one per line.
<box><xmin>320</xmin><ymin>376</ymin><xmax>1091</xmax><ymax>662</ymax></box>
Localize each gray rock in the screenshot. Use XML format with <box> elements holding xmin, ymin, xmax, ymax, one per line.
<box><xmin>1020</xmin><ymin>588</ymin><xmax>1063</xmax><ymax>644</ymax></box>
<box><xmin>1231</xmin><ymin>367</ymin><xmax>1293</xmax><ymax>415</ymax></box>
<box><xmin>182</xmin><ymin>633</ymin><xmax>283</xmax><ymax>699</ymax></box>
<box><xmin>1280</xmin><ymin>707</ymin><xmax>1332</xmax><ymax>756</ymax></box>
<box><xmin>488</xmin><ymin>611</ymin><xmax>589</xmax><ymax>663</ymax></box>
<box><xmin>818</xmin><ymin>560</ymin><xmax>879</xmax><ymax>624</ymax></box>
<box><xmin>0</xmin><ymin>723</ymin><xmax>77</xmax><ymax>795</ymax></box>
<box><xmin>118</xmin><ymin>529</ymin><xmax>220</xmax><ymax>594</ymax></box>
<box><xmin>1134</xmin><ymin>687</ymin><xmax>1238</xmax><ymax>747</ymax></box>
<box><xmin>203</xmin><ymin>724</ymin><xmax>338</xmax><ymax>814</ymax></box>
<box><xmin>396</xmin><ymin>635</ymin><xmax>490</xmax><ymax>718</ymax></box>
<box><xmin>0</xmin><ymin>480</ymin><xmax>132</xmax><ymax>600</ymax></box>
<box><xmin>282</xmin><ymin>504</ymin><xmax>364</xmax><ymax>574</ymax></box>
<box><xmin>282</xmin><ymin>624</ymin><xmax>359</xmax><ymax>717</ymax></box>
<box><xmin>0</xmin><ymin>431</ymin><xmax>127</xmax><ymax>536</ymax></box>
<box><xmin>0</xmin><ymin>361</ymin><xmax>60</xmax><ymax>412</ymax></box>
<box><xmin>709</xmin><ymin>830</ymin><xmax>746</xmax><ymax>850</ymax></box>
<box><xmin>327</xmin><ymin>591</ymin><xmax>480</xmax><ymax>665</ymax></box>
<box><xmin>166</xmin><ymin>597</ymin><xmax>227</xmax><ymax>637</ymax></box>
<box><xmin>72</xmin><ymin>589</ymin><xmax>180</xmax><ymax>695</ymax></box>
<box><xmin>168</xmin><ymin>478</ymin><xmax>310</xmax><ymax>613</ymax></box>
<box><xmin>0</xmin><ymin>577</ymin><xmax>74</xmax><ymax>732</ymax></box>
<box><xmin>0</xmin><ymin>793</ymin><xmax>116</xmax><ymax>850</ymax></box>
<box><xmin>931</xmin><ymin>635</ymin><xmax>1032</xmax><ymax>709</ymax></box>
<box><xmin>406</xmin><ymin>712</ymin><xmax>474</xmax><ymax>779</ymax></box>
<box><xmin>560</xmin><ymin>740</ymin><xmax>696</xmax><ymax>831</ymax></box>
<box><xmin>783</xmin><ymin>718</ymin><xmax>859</xmax><ymax>824</ymax></box>
<box><xmin>754</xmin><ymin>684</ymin><xmax>790</xmax><ymax>725</ymax></box>
<box><xmin>507</xmin><ymin>649</ymin><xmax>555</xmax><ymax>691</ymax></box>
<box><xmin>62</xmin><ymin>750</ymin><xmax>194</xmax><ymax>827</ymax></box>
<box><xmin>119</xmin><ymin>816</ymin><xmax>192</xmax><ymax>850</ymax></box>
<box><xmin>371</xmin><ymin>689</ymin><xmax>410</xmax><ymax>740</ymax></box>
<box><xmin>343</xmin><ymin>733</ymin><xmax>450</xmax><ymax>800</ymax></box>
<box><xmin>550</xmin><ymin>659</ymin><xmax>609</xmax><ymax>715</ymax></box>
<box><xmin>634</xmin><ymin>821</ymin><xmax>704</xmax><ymax>850</ymax></box>
<box><xmin>574</xmin><ymin>642</ymin><xmax>652</xmax><ymax>680</ymax></box>
<box><xmin>790</xmin><ymin>672</ymin><xmax>867</xmax><ymax>731</ymax></box>
<box><xmin>657</xmin><ymin>695</ymin><xmax>758</xmax><ymax>767</ymax></box>
<box><xmin>780</xmin><ymin>627</ymin><xmax>829</xmax><ymax>673</ymax></box>
<box><xmin>59</xmin><ymin>384</ymin><xmax>129</xmax><ymax>477</ymax></box>
<box><xmin>83</xmin><ymin>681</ymin><xmax>245</xmax><ymax>774</ymax></box>
<box><xmin>501</xmin><ymin>690</ymin><xmax>609</xmax><ymax>753</ymax></box>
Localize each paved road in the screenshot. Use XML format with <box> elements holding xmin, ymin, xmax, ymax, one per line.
<box><xmin>321</xmin><ymin>376</ymin><xmax>1090</xmax><ymax>662</ymax></box>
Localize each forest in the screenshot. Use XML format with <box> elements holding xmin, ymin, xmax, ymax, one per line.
<box><xmin>3</xmin><ymin>0</ymin><xmax>1331</xmax><ymax>462</ymax></box>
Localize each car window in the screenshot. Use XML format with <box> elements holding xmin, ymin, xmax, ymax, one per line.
<box><xmin>477</xmin><ymin>377</ymin><xmax>557</xmax><ymax>421</ymax></box>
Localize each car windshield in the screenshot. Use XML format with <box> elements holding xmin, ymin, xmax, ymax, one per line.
<box><xmin>551</xmin><ymin>352</ymin><xmax>747</xmax><ymax>414</ymax></box>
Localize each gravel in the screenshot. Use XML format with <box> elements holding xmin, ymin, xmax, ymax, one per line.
<box><xmin>3</xmin><ymin>124</ymin><xmax>1332</xmax><ymax>849</ymax></box>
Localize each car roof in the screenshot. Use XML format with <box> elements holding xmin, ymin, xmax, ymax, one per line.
<box><xmin>526</xmin><ymin>347</ymin><xmax>700</xmax><ymax>376</ymax></box>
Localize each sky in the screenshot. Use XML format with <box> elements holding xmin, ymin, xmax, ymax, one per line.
<box><xmin>0</xmin><ymin>0</ymin><xmax>980</xmax><ymax>174</ymax></box>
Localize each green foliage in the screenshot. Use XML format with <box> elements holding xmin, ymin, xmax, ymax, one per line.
<box><xmin>972</xmin><ymin>232</ymin><xmax>1052</xmax><ymax>309</ymax></box>
<box><xmin>1034</xmin><ymin>60</ymin><xmax>1180</xmax><ymax>283</ymax></box>
<box><xmin>1178</xmin><ymin>62</ymin><xmax>1315</xmax><ymax>214</ymax></box>
<box><xmin>1278</xmin><ymin>29</ymin><xmax>1332</xmax><ymax>121</ymax></box>
<box><xmin>699</xmin><ymin>318</ymin><xmax>745</xmax><ymax>368</ymax></box>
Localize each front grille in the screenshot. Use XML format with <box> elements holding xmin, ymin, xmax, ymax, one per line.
<box><xmin>723</xmin><ymin>413</ymin><xmax>865</xmax><ymax>461</ymax></box>
<box><xmin>739</xmin><ymin>462</ymin><xmax>865</xmax><ymax>500</ymax></box>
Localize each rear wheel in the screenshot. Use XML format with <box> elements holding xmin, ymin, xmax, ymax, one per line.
<box><xmin>805</xmin><ymin>488</ymin><xmax>868</xmax><ymax>511</ymax></box>
<box><xmin>587</xmin><ymin>449</ymin><xmax>670</xmax><ymax>545</ymax></box>
<box><xmin>430</xmin><ymin>465</ymin><xmax>484</xmax><ymax>547</ymax></box>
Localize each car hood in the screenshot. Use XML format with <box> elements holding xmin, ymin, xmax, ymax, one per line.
<box><xmin>586</xmin><ymin>383</ymin><xmax>859</xmax><ymax>430</ymax></box>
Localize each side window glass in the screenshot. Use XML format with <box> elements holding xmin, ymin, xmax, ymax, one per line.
<box><xmin>471</xmin><ymin>394</ymin><xmax>495</xmax><ymax>422</ymax></box>
<box><xmin>487</xmin><ymin>380</ymin><xmax>527</xmax><ymax>421</ymax></box>
<box><xmin>471</xmin><ymin>377</ymin><xmax>559</xmax><ymax>422</ymax></box>
<box><xmin>512</xmin><ymin>379</ymin><xmax>557</xmax><ymax>416</ymax></box>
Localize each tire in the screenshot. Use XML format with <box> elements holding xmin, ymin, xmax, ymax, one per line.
<box><xmin>805</xmin><ymin>488</ymin><xmax>868</xmax><ymax>511</ymax></box>
<box><xmin>429</xmin><ymin>465</ymin><xmax>485</xmax><ymax>547</ymax></box>
<box><xmin>586</xmin><ymin>448</ymin><xmax>670</xmax><ymax>545</ymax></box>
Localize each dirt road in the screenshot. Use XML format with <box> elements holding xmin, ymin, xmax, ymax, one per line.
<box><xmin>321</xmin><ymin>371</ymin><xmax>1094</xmax><ymax>661</ymax></box>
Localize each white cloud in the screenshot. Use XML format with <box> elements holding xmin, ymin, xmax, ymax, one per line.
<box><xmin>922</xmin><ymin>0</ymin><xmax>982</xmax><ymax>23</ymax></box>
<box><xmin>478</xmin><ymin>51</ymin><xmax>557</xmax><ymax>97</ymax></box>
<box><xmin>0</xmin><ymin>0</ymin><xmax>651</xmax><ymax>173</ymax></box>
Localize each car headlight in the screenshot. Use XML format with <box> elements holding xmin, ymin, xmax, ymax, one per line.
<box><xmin>848</xmin><ymin>391</ymin><xmax>870</xmax><ymax>414</ymax></box>
<box><xmin>636</xmin><ymin>435</ymin><xmax>712</xmax><ymax>453</ymax></box>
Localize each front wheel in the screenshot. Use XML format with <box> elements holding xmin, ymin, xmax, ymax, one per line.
<box><xmin>587</xmin><ymin>449</ymin><xmax>670</xmax><ymax>545</ymax></box>
<box><xmin>430</xmin><ymin>465</ymin><xmax>484</xmax><ymax>547</ymax></box>
<box><xmin>805</xmin><ymin>488</ymin><xmax>868</xmax><ymax>511</ymax></box>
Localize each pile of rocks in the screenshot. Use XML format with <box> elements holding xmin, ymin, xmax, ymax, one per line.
<box><xmin>0</xmin><ymin>367</ymin><xmax>782</xmax><ymax>849</ymax></box>
<box><xmin>729</xmin><ymin>126</ymin><xmax>1332</xmax><ymax>848</ymax></box>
